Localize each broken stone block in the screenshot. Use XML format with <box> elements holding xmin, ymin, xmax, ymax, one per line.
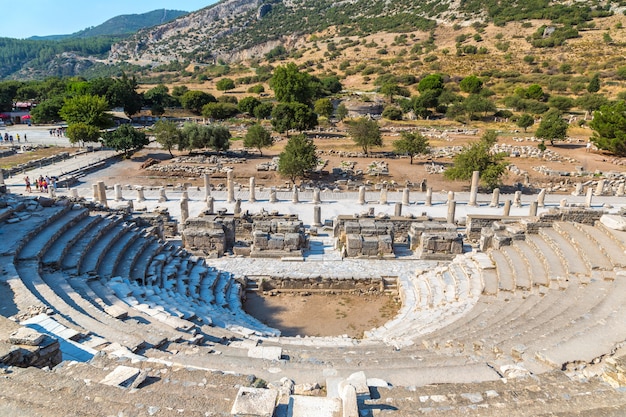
<box><xmin>600</xmin><ymin>214</ymin><xmax>626</xmax><ymax>231</ymax></box>
<box><xmin>231</xmin><ymin>387</ymin><xmax>278</xmax><ymax>417</ymax></box>
<box><xmin>100</xmin><ymin>365</ymin><xmax>142</xmax><ymax>388</ymax></box>
<box><xmin>248</xmin><ymin>346</ymin><xmax>283</xmax><ymax>361</ymax></box>
<box><xmin>9</xmin><ymin>327</ymin><xmax>46</xmax><ymax>346</ymax></box>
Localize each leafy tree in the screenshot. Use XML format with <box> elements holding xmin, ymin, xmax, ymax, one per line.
<box><xmin>589</xmin><ymin>101</ymin><xmax>626</xmax><ymax>156</ymax></box>
<box><xmin>575</xmin><ymin>93</ymin><xmax>609</xmax><ymax>113</ymax></box>
<box><xmin>216</xmin><ymin>78</ymin><xmax>236</xmax><ymax>91</ymax></box>
<box><xmin>171</xmin><ymin>85</ymin><xmax>189</xmax><ymax>98</ymax></box>
<box><xmin>547</xmin><ymin>95</ymin><xmax>574</xmax><ymax>112</ymax></box>
<box><xmin>417</xmin><ymin>74</ymin><xmax>444</xmax><ymax>93</ymax></box>
<box><xmin>444</xmin><ymin>130</ymin><xmax>507</xmax><ymax>189</ymax></box>
<box><xmin>202</xmin><ymin>102</ymin><xmax>239</xmax><ymax>120</ymax></box>
<box><xmin>348</xmin><ymin>118</ymin><xmax>382</xmax><ymax>154</ymax></box>
<box><xmin>393</xmin><ymin>131</ymin><xmax>430</xmax><ymax>164</ymax></box>
<box><xmin>144</xmin><ymin>84</ymin><xmax>177</xmax><ymax>115</ymax></box>
<box><xmin>180</xmin><ymin>90</ymin><xmax>217</xmax><ymax>114</ymax></box>
<box><xmin>380</xmin><ymin>82</ymin><xmax>402</xmax><ymax>102</ymax></box>
<box><xmin>102</xmin><ymin>124</ymin><xmax>148</xmax><ymax>157</ymax></box>
<box><xmin>587</xmin><ymin>73</ymin><xmax>601</xmax><ymax>93</ymax></box>
<box><xmin>253</xmin><ymin>102</ymin><xmax>273</xmax><ymax>119</ymax></box>
<box><xmin>459</xmin><ymin>75</ymin><xmax>483</xmax><ymax>94</ymax></box>
<box><xmin>108</xmin><ymin>72</ymin><xmax>142</xmax><ymax>116</ymax></box>
<box><xmin>269</xmin><ymin>62</ymin><xmax>313</xmax><ymax>104</ymax></box>
<box><xmin>463</xmin><ymin>94</ymin><xmax>496</xmax><ymax>119</ymax></box>
<box><xmin>238</xmin><ymin>96</ymin><xmax>261</xmax><ymax>115</ymax></box>
<box><xmin>517</xmin><ymin>113</ymin><xmax>535</xmax><ymax>132</ymax></box>
<box><xmin>336</xmin><ymin>103</ymin><xmax>348</xmax><ymax>121</ymax></box>
<box><xmin>525</xmin><ymin>84</ymin><xmax>546</xmax><ymax>101</ymax></box>
<box><xmin>278</xmin><ymin>133</ymin><xmax>318</xmax><ymax>183</ymax></box>
<box><xmin>535</xmin><ymin>109</ymin><xmax>568</xmax><ymax>145</ymax></box>
<box><xmin>382</xmin><ymin>106</ymin><xmax>403</xmax><ymax>120</ymax></box>
<box><xmin>271</xmin><ymin>102</ymin><xmax>317</xmax><ymax>134</ymax></box>
<box><xmin>66</xmin><ymin>123</ymin><xmax>101</xmax><ymax>146</ymax></box>
<box><xmin>30</xmin><ymin>96</ymin><xmax>64</xmax><ymax>123</ymax></box>
<box><xmin>60</xmin><ymin>95</ymin><xmax>113</xmax><ymax>129</ymax></box>
<box><xmin>244</xmin><ymin>123</ymin><xmax>274</xmax><ymax>155</ymax></box>
<box><xmin>248</xmin><ymin>84</ymin><xmax>265</xmax><ymax>94</ymax></box>
<box><xmin>152</xmin><ymin>120</ymin><xmax>182</xmax><ymax>156</ymax></box>
<box><xmin>314</xmin><ymin>98</ymin><xmax>334</xmax><ymax>119</ymax></box>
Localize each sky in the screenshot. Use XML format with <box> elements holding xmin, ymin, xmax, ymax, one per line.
<box><xmin>0</xmin><ymin>0</ymin><xmax>217</xmax><ymax>39</ymax></box>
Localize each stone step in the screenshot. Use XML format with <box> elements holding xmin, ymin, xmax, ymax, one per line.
<box><xmin>576</xmin><ymin>222</ymin><xmax>626</xmax><ymax>268</ymax></box>
<box><xmin>489</xmin><ymin>250</ymin><xmax>515</xmax><ymax>292</ymax></box>
<box><xmin>17</xmin><ymin>207</ymin><xmax>88</xmax><ymax>260</ymax></box>
<box><xmin>97</xmin><ymin>227</ymin><xmax>141</xmax><ymax>279</ymax></box>
<box><xmin>41</xmin><ymin>215</ymin><xmax>103</xmax><ymax>268</ymax></box>
<box><xmin>61</xmin><ymin>215</ymin><xmax>122</xmax><ymax>271</ymax></box>
<box><xmin>525</xmin><ymin>234</ymin><xmax>568</xmax><ymax>285</ymax></box>
<box><xmin>539</xmin><ymin>227</ymin><xmax>590</xmax><ymax>277</ymax></box>
<box><xmin>553</xmin><ymin>222</ymin><xmax>614</xmax><ymax>271</ymax></box>
<box><xmin>111</xmin><ymin>232</ymin><xmax>154</xmax><ymax>279</ymax></box>
<box><xmin>78</xmin><ymin>222</ymin><xmax>131</xmax><ymax>276</ymax></box>
<box><xmin>511</xmin><ymin>240</ymin><xmax>550</xmax><ymax>287</ymax></box>
<box><xmin>499</xmin><ymin>245</ymin><xmax>532</xmax><ymax>290</ymax></box>
<box><xmin>129</xmin><ymin>240</ymin><xmax>164</xmax><ymax>283</ymax></box>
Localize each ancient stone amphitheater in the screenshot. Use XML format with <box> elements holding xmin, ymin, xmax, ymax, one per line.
<box><xmin>2</xmin><ymin>184</ymin><xmax>626</xmax><ymax>417</ymax></box>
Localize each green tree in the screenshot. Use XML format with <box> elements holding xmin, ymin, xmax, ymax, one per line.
<box><xmin>30</xmin><ymin>96</ymin><xmax>64</xmax><ymax>123</ymax></box>
<box><xmin>238</xmin><ymin>96</ymin><xmax>261</xmax><ymax>115</ymax></box>
<box><xmin>144</xmin><ymin>84</ymin><xmax>177</xmax><ymax>115</ymax></box>
<box><xmin>463</xmin><ymin>94</ymin><xmax>496</xmax><ymax>119</ymax></box>
<box><xmin>547</xmin><ymin>95</ymin><xmax>574</xmax><ymax>112</ymax></box>
<box><xmin>393</xmin><ymin>131</ymin><xmax>430</xmax><ymax>164</ymax></box>
<box><xmin>66</xmin><ymin>122</ymin><xmax>101</xmax><ymax>146</ymax></box>
<box><xmin>525</xmin><ymin>84</ymin><xmax>546</xmax><ymax>101</ymax></box>
<box><xmin>152</xmin><ymin>119</ymin><xmax>182</xmax><ymax>156</ymax></box>
<box><xmin>575</xmin><ymin>93</ymin><xmax>609</xmax><ymax>113</ymax></box>
<box><xmin>202</xmin><ymin>102</ymin><xmax>239</xmax><ymax>120</ymax></box>
<box><xmin>336</xmin><ymin>103</ymin><xmax>348</xmax><ymax>121</ymax></box>
<box><xmin>348</xmin><ymin>118</ymin><xmax>382</xmax><ymax>154</ymax></box>
<box><xmin>589</xmin><ymin>101</ymin><xmax>626</xmax><ymax>156</ymax></box>
<box><xmin>380</xmin><ymin>82</ymin><xmax>402</xmax><ymax>102</ymax></box>
<box><xmin>278</xmin><ymin>133</ymin><xmax>318</xmax><ymax>183</ymax></box>
<box><xmin>180</xmin><ymin>90</ymin><xmax>216</xmax><ymax>114</ymax></box>
<box><xmin>253</xmin><ymin>102</ymin><xmax>273</xmax><ymax>119</ymax></box>
<box><xmin>102</xmin><ymin>124</ymin><xmax>149</xmax><ymax>157</ymax></box>
<box><xmin>244</xmin><ymin>123</ymin><xmax>274</xmax><ymax>155</ymax></box>
<box><xmin>314</xmin><ymin>98</ymin><xmax>333</xmax><ymax>119</ymax></box>
<box><xmin>269</xmin><ymin>62</ymin><xmax>313</xmax><ymax>104</ymax></box>
<box><xmin>444</xmin><ymin>130</ymin><xmax>507</xmax><ymax>189</ymax></box>
<box><xmin>459</xmin><ymin>75</ymin><xmax>483</xmax><ymax>94</ymax></box>
<box><xmin>587</xmin><ymin>73</ymin><xmax>601</xmax><ymax>93</ymax></box>
<box><xmin>60</xmin><ymin>95</ymin><xmax>113</xmax><ymax>129</ymax></box>
<box><xmin>417</xmin><ymin>74</ymin><xmax>444</xmax><ymax>93</ymax></box>
<box><xmin>108</xmin><ymin>72</ymin><xmax>142</xmax><ymax>116</ymax></box>
<box><xmin>516</xmin><ymin>113</ymin><xmax>535</xmax><ymax>132</ymax></box>
<box><xmin>271</xmin><ymin>102</ymin><xmax>318</xmax><ymax>134</ymax></box>
<box><xmin>216</xmin><ymin>78</ymin><xmax>236</xmax><ymax>91</ymax></box>
<box><xmin>535</xmin><ymin>109</ymin><xmax>568</xmax><ymax>145</ymax></box>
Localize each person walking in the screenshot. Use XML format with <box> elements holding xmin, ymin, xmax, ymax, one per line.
<box><xmin>24</xmin><ymin>176</ymin><xmax>31</xmax><ymax>192</ymax></box>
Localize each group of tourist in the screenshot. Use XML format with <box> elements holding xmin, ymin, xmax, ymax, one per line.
<box><xmin>23</xmin><ymin>175</ymin><xmax>56</xmax><ymax>193</ymax></box>
<box><xmin>49</xmin><ymin>128</ymin><xmax>65</xmax><ymax>137</ymax></box>
<box><xmin>3</xmin><ymin>132</ymin><xmax>26</xmax><ymax>143</ymax></box>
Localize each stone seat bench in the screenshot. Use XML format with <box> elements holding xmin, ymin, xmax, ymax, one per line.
<box><xmin>129</xmin><ymin>239</ymin><xmax>164</xmax><ymax>283</ymax></box>
<box><xmin>553</xmin><ymin>222</ymin><xmax>614</xmax><ymax>271</ymax></box>
<box><xmin>525</xmin><ymin>234</ymin><xmax>569</xmax><ymax>286</ymax></box>
<box><xmin>499</xmin><ymin>245</ymin><xmax>532</xmax><ymax>291</ymax></box>
<box><xmin>576</xmin><ymin>223</ymin><xmax>626</xmax><ymax>268</ymax></box>
<box><xmin>42</xmin><ymin>215</ymin><xmax>103</xmax><ymax>268</ymax></box>
<box><xmin>539</xmin><ymin>227</ymin><xmax>590</xmax><ymax>277</ymax></box>
<box><xmin>61</xmin><ymin>214</ymin><xmax>123</xmax><ymax>271</ymax></box>
<box><xmin>488</xmin><ymin>250</ymin><xmax>515</xmax><ymax>292</ymax></box>
<box><xmin>17</xmin><ymin>207</ymin><xmax>89</xmax><ymax>261</ymax></box>
<box><xmin>97</xmin><ymin>226</ymin><xmax>142</xmax><ymax>279</ymax></box>
<box><xmin>508</xmin><ymin>240</ymin><xmax>549</xmax><ymax>287</ymax></box>
<box><xmin>112</xmin><ymin>232</ymin><xmax>155</xmax><ymax>279</ymax></box>
<box><xmin>78</xmin><ymin>221</ymin><xmax>132</xmax><ymax>276</ymax></box>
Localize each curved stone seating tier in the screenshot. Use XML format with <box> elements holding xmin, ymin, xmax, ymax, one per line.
<box><xmin>42</xmin><ymin>215</ymin><xmax>104</xmax><ymax>268</ymax></box>
<box><xmin>539</xmin><ymin>227</ymin><xmax>590</xmax><ymax>277</ymax></box>
<box><xmin>524</xmin><ymin>234</ymin><xmax>569</xmax><ymax>286</ymax></box>
<box><xmin>553</xmin><ymin>222</ymin><xmax>614</xmax><ymax>271</ymax></box>
<box><xmin>96</xmin><ymin>227</ymin><xmax>141</xmax><ymax>279</ymax></box>
<box><xmin>77</xmin><ymin>221</ymin><xmax>132</xmax><ymax>276</ymax></box>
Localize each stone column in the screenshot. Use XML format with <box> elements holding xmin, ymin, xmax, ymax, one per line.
<box><xmin>537</xmin><ymin>188</ymin><xmax>546</xmax><ymax>207</ymax></box>
<box><xmin>402</xmin><ymin>188</ymin><xmax>410</xmax><ymax>206</ymax></box>
<box><xmin>97</xmin><ymin>181</ymin><xmax>108</xmax><ymax>207</ymax></box>
<box><xmin>180</xmin><ymin>194</ymin><xmax>189</xmax><ymax>224</ymax></box>
<box><xmin>270</xmin><ymin>188</ymin><xmax>277</xmax><ymax>203</ymax></box>
<box><xmin>585</xmin><ymin>187</ymin><xmax>593</xmax><ymax>208</ymax></box>
<box><xmin>425</xmin><ymin>187</ymin><xmax>432</xmax><ymax>206</ymax></box>
<box><xmin>313</xmin><ymin>205</ymin><xmax>322</xmax><ymax>227</ymax></box>
<box><xmin>594</xmin><ymin>179</ymin><xmax>605</xmax><ymax>196</ymax></box>
<box><xmin>92</xmin><ymin>183</ymin><xmax>98</xmax><ymax>200</ymax></box>
<box><xmin>227</xmin><ymin>170</ymin><xmax>235</xmax><ymax>203</ymax></box>
<box><xmin>529</xmin><ymin>201</ymin><xmax>538</xmax><ymax>217</ymax></box>
<box><xmin>490</xmin><ymin>188</ymin><xmax>500</xmax><ymax>207</ymax></box>
<box><xmin>447</xmin><ymin>200</ymin><xmax>456</xmax><ymax>224</ymax></box>
<box><xmin>394</xmin><ymin>202</ymin><xmax>402</xmax><ymax>217</ymax></box>
<box><xmin>313</xmin><ymin>188</ymin><xmax>321</xmax><ymax>204</ymax></box>
<box><xmin>234</xmin><ymin>199</ymin><xmax>242</xmax><ymax>215</ymax></box>
<box><xmin>503</xmin><ymin>199</ymin><xmax>511</xmax><ymax>216</ymax></box>
<box><xmin>70</xmin><ymin>189</ymin><xmax>79</xmax><ymax>198</ymax></box>
<box><xmin>292</xmin><ymin>185</ymin><xmax>299</xmax><ymax>204</ymax></box>
<box><xmin>114</xmin><ymin>184</ymin><xmax>123</xmax><ymax>202</ymax></box>
<box><xmin>203</xmin><ymin>173</ymin><xmax>211</xmax><ymax>201</ymax></box>
<box><xmin>207</xmin><ymin>196</ymin><xmax>214</xmax><ymax>214</ymax></box>
<box><xmin>560</xmin><ymin>198</ymin><xmax>568</xmax><ymax>208</ymax></box>
<box><xmin>249</xmin><ymin>177</ymin><xmax>256</xmax><ymax>203</ymax></box>
<box><xmin>379</xmin><ymin>186</ymin><xmax>388</xmax><ymax>205</ymax></box>
<box><xmin>617</xmin><ymin>183</ymin><xmax>625</xmax><ymax>197</ymax></box>
<box><xmin>447</xmin><ymin>191</ymin><xmax>455</xmax><ymax>206</ymax></box>
<box><xmin>358</xmin><ymin>186</ymin><xmax>366</xmax><ymax>205</ymax></box>
<box><xmin>572</xmin><ymin>183</ymin><xmax>583</xmax><ymax>196</ymax></box>
<box><xmin>513</xmin><ymin>191</ymin><xmax>522</xmax><ymax>207</ymax></box>
<box><xmin>127</xmin><ymin>199</ymin><xmax>134</xmax><ymax>213</ymax></box>
<box><xmin>136</xmin><ymin>186</ymin><xmax>146</xmax><ymax>202</ymax></box>
<box><xmin>468</xmin><ymin>170</ymin><xmax>480</xmax><ymax>206</ymax></box>
<box><xmin>159</xmin><ymin>187</ymin><xmax>168</xmax><ymax>202</ymax></box>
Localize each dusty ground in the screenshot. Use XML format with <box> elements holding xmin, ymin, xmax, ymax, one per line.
<box><xmin>243</xmin><ymin>292</ymin><xmax>400</xmax><ymax>338</ymax></box>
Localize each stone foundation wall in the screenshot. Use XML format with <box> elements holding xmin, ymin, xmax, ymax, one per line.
<box><xmin>256</xmin><ymin>277</ymin><xmax>386</xmax><ymax>293</ymax></box>
<box><xmin>417</xmin><ymin>232</ymin><xmax>463</xmax><ymax>260</ymax></box>
<box><xmin>344</xmin><ymin>234</ymin><xmax>394</xmax><ymax>258</ymax></box>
